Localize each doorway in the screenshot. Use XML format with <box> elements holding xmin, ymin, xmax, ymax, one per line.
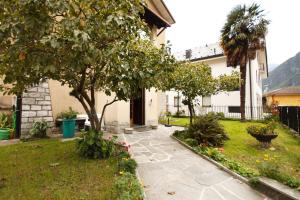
<box><xmin>130</xmin><ymin>89</ymin><xmax>145</xmax><ymax>126</ymax></box>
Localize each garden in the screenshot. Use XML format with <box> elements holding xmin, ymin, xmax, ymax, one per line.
<box><xmin>160</xmin><ymin>114</ymin><xmax>300</xmax><ymax>189</ymax></box>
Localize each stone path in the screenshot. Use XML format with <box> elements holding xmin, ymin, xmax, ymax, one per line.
<box><xmin>122</xmin><ymin>125</ymin><xmax>270</xmax><ymax>200</ymax></box>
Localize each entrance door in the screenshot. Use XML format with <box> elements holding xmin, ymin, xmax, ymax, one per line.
<box><xmin>130</xmin><ymin>89</ymin><xmax>145</xmax><ymax>126</ymax></box>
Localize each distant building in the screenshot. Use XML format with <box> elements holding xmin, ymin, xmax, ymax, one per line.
<box><xmin>163</xmin><ymin>43</ymin><xmax>268</xmax><ymax>119</ymax></box>
<box><xmin>264</xmin><ymin>87</ymin><xmax>300</xmax><ymax>106</ymax></box>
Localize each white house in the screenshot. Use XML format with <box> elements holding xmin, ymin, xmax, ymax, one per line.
<box><xmin>163</xmin><ymin>43</ymin><xmax>268</xmax><ymax>120</ymax></box>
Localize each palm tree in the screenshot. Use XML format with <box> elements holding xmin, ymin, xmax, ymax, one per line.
<box><xmin>220</xmin><ymin>4</ymin><xmax>269</xmax><ymax>121</ymax></box>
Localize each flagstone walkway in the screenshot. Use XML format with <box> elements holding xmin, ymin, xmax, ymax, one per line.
<box><xmin>122</xmin><ymin>125</ymin><xmax>270</xmax><ymax>200</ymax></box>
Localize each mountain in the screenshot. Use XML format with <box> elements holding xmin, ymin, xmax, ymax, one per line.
<box><xmin>268</xmin><ymin>64</ymin><xmax>278</xmax><ymax>72</ymax></box>
<box><xmin>263</xmin><ymin>52</ymin><xmax>300</xmax><ymax>92</ymax></box>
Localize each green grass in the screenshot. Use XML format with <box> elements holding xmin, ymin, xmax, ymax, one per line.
<box><xmin>161</xmin><ymin>117</ymin><xmax>300</xmax><ymax>180</ymax></box>
<box><xmin>0</xmin><ymin>139</ymin><xmax>118</xmax><ymax>200</ymax></box>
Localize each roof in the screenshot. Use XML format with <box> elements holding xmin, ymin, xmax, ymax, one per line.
<box><xmin>174</xmin><ymin>43</ymin><xmax>224</xmax><ymax>61</ymax></box>
<box><xmin>263</xmin><ymin>87</ymin><xmax>300</xmax><ymax>96</ymax></box>
<box><xmin>144</xmin><ymin>0</ymin><xmax>175</xmax><ymax>28</ymax></box>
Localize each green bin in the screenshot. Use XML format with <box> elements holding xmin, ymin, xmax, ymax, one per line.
<box><xmin>0</xmin><ymin>128</ymin><xmax>10</xmax><ymax>140</ymax></box>
<box><xmin>62</xmin><ymin>119</ymin><xmax>76</xmax><ymax>138</ymax></box>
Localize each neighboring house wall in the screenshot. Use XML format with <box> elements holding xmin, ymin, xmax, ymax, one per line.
<box><xmin>266</xmin><ymin>95</ymin><xmax>300</xmax><ymax>106</ymax></box>
<box><xmin>164</xmin><ymin>45</ymin><xmax>267</xmax><ymax>119</ymax></box>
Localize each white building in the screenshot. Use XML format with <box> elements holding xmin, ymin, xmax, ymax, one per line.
<box><xmin>163</xmin><ymin>43</ymin><xmax>268</xmax><ymax>120</ymax></box>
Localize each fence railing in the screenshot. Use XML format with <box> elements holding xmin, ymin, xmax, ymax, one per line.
<box><xmin>196</xmin><ymin>105</ymin><xmax>268</xmax><ymax>120</ymax></box>
<box><xmin>278</xmin><ymin>106</ymin><xmax>300</xmax><ymax>134</ymax></box>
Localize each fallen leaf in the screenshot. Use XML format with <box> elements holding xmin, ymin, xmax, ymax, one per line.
<box><xmin>167</xmin><ymin>191</ymin><xmax>175</xmax><ymax>195</ymax></box>
<box><xmin>50</xmin><ymin>163</ymin><xmax>60</xmax><ymax>167</ymax></box>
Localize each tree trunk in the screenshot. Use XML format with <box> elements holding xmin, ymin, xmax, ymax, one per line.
<box><xmin>187</xmin><ymin>99</ymin><xmax>194</xmax><ymax>125</ymax></box>
<box><xmin>240</xmin><ymin>62</ymin><xmax>247</xmax><ymax>121</ymax></box>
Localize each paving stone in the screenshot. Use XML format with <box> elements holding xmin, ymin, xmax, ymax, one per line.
<box><xmin>122</xmin><ymin>125</ymin><xmax>268</xmax><ymax>200</ymax></box>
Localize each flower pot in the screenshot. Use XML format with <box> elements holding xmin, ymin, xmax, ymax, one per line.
<box><xmin>0</xmin><ymin>128</ymin><xmax>10</xmax><ymax>140</ymax></box>
<box><xmin>250</xmin><ymin>133</ymin><xmax>278</xmax><ymax>148</ymax></box>
<box><xmin>62</xmin><ymin>119</ymin><xmax>76</xmax><ymax>138</ymax></box>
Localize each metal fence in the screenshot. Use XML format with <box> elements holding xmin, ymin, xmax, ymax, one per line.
<box><xmin>278</xmin><ymin>106</ymin><xmax>300</xmax><ymax>134</ymax></box>
<box><xmin>197</xmin><ymin>105</ymin><xmax>268</xmax><ymax>120</ymax></box>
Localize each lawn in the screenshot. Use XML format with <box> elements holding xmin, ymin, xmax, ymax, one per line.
<box><xmin>160</xmin><ymin>117</ymin><xmax>300</xmax><ymax>180</ymax></box>
<box><xmin>0</xmin><ymin>139</ymin><xmax>118</xmax><ymax>200</ymax></box>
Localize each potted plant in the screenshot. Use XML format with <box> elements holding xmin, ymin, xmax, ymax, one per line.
<box><xmin>0</xmin><ymin>113</ymin><xmax>13</xmax><ymax>140</ymax></box>
<box><xmin>247</xmin><ymin>121</ymin><xmax>278</xmax><ymax>148</ymax></box>
<box><xmin>61</xmin><ymin>107</ymin><xmax>78</xmax><ymax>138</ymax></box>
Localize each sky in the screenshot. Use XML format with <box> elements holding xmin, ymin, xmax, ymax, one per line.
<box><xmin>164</xmin><ymin>0</ymin><xmax>300</xmax><ymax>66</ymax></box>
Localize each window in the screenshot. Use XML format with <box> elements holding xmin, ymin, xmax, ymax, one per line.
<box><xmin>202</xmin><ymin>96</ymin><xmax>211</xmax><ymax>107</ymax></box>
<box><xmin>228</xmin><ymin>106</ymin><xmax>240</xmax><ymax>113</ymax></box>
<box><xmin>174</xmin><ymin>96</ymin><xmax>180</xmax><ymax>107</ymax></box>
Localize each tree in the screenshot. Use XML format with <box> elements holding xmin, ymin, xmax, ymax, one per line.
<box><xmin>220</xmin><ymin>3</ymin><xmax>269</xmax><ymax>121</ymax></box>
<box><xmin>0</xmin><ymin>0</ymin><xmax>175</xmax><ymax>131</ymax></box>
<box><xmin>172</xmin><ymin>62</ymin><xmax>239</xmax><ymax>124</ymax></box>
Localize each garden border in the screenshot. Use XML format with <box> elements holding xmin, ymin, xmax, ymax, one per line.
<box><xmin>171</xmin><ymin>134</ymin><xmax>300</xmax><ymax>200</ymax></box>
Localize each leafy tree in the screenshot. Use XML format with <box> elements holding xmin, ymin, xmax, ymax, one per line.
<box><xmin>0</xmin><ymin>0</ymin><xmax>175</xmax><ymax>131</ymax></box>
<box><xmin>220</xmin><ymin>4</ymin><xmax>269</xmax><ymax>121</ymax></box>
<box><xmin>172</xmin><ymin>62</ymin><xmax>239</xmax><ymax>124</ymax></box>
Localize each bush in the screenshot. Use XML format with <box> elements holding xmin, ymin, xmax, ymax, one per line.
<box><xmin>119</xmin><ymin>157</ymin><xmax>137</xmax><ymax>174</ymax></box>
<box><xmin>76</xmin><ymin>130</ymin><xmax>117</xmax><ymax>159</ymax></box>
<box><xmin>174</xmin><ymin>110</ymin><xmax>186</xmax><ymax>118</ymax></box>
<box><xmin>184</xmin><ymin>138</ymin><xmax>198</xmax><ymax>147</ymax></box>
<box><xmin>187</xmin><ymin>114</ymin><xmax>229</xmax><ymax>147</ymax></box>
<box><xmin>207</xmin><ymin>112</ymin><xmax>225</xmax><ymax>120</ymax></box>
<box><xmin>30</xmin><ymin>120</ymin><xmax>49</xmax><ymax>138</ymax></box>
<box><xmin>114</xmin><ymin>172</ymin><xmax>143</xmax><ymax>200</ymax></box>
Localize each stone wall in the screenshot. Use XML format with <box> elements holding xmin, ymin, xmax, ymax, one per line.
<box><xmin>21</xmin><ymin>82</ymin><xmax>54</xmax><ymax>135</ymax></box>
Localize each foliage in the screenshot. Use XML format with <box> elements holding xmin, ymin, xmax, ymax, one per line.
<box><xmin>119</xmin><ymin>157</ymin><xmax>137</xmax><ymax>174</ymax></box>
<box><xmin>193</xmin><ymin>146</ymin><xmax>257</xmax><ymax>178</ymax></box>
<box><xmin>57</xmin><ymin>107</ymin><xmax>78</xmax><ymax>120</ymax></box>
<box><xmin>220</xmin><ymin>3</ymin><xmax>269</xmax><ymax>120</ymax></box>
<box><xmin>187</xmin><ymin>114</ymin><xmax>229</xmax><ymax>147</ymax></box>
<box><xmin>247</xmin><ymin>121</ymin><xmax>277</xmax><ymax>135</ymax></box>
<box><xmin>263</xmin><ymin>114</ymin><xmax>279</xmax><ymax>124</ymax></box>
<box><xmin>76</xmin><ymin>130</ymin><xmax>117</xmax><ymax>159</ymax></box>
<box><xmin>114</xmin><ymin>172</ymin><xmax>143</xmax><ymax>200</ymax></box>
<box><xmin>0</xmin><ymin>113</ymin><xmax>13</xmax><ymax>128</ymax></box>
<box><xmin>207</xmin><ymin>112</ymin><xmax>225</xmax><ymax>120</ymax></box>
<box><xmin>170</xmin><ymin>62</ymin><xmax>239</xmax><ymax>124</ymax></box>
<box><xmin>184</xmin><ymin>138</ymin><xmax>198</xmax><ymax>147</ymax></box>
<box><xmin>258</xmin><ymin>162</ymin><xmax>300</xmax><ymax>188</ymax></box>
<box><xmin>0</xmin><ymin>0</ymin><xmax>176</xmax><ymax>131</ymax></box>
<box><xmin>30</xmin><ymin>120</ymin><xmax>50</xmax><ymax>138</ymax></box>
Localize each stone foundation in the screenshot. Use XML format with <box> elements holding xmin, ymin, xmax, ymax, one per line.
<box><xmin>104</xmin><ymin>121</ymin><xmax>130</xmax><ymax>134</ymax></box>
<box><xmin>21</xmin><ymin>82</ymin><xmax>54</xmax><ymax>135</ymax></box>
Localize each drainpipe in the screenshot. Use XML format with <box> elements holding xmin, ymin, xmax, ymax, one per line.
<box><xmin>15</xmin><ymin>95</ymin><xmax>22</xmax><ymax>138</ymax></box>
<box><xmin>249</xmin><ymin>60</ymin><xmax>253</xmax><ymax>119</ymax></box>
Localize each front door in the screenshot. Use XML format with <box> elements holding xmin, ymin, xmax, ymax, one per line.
<box><xmin>130</xmin><ymin>89</ymin><xmax>145</xmax><ymax>126</ymax></box>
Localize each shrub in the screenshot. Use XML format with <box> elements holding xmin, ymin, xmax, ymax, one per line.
<box><xmin>0</xmin><ymin>112</ymin><xmax>13</xmax><ymax>128</ymax></box>
<box><xmin>207</xmin><ymin>112</ymin><xmax>225</xmax><ymax>120</ymax></box>
<box><xmin>57</xmin><ymin>107</ymin><xmax>78</xmax><ymax>120</ymax></box>
<box><xmin>76</xmin><ymin>130</ymin><xmax>117</xmax><ymax>159</ymax></box>
<box><xmin>187</xmin><ymin>114</ymin><xmax>229</xmax><ymax>147</ymax></box>
<box><xmin>174</xmin><ymin>110</ymin><xmax>186</xmax><ymax>118</ymax></box>
<box><xmin>173</xmin><ymin>130</ymin><xmax>187</xmax><ymax>140</ymax></box>
<box><xmin>263</xmin><ymin>114</ymin><xmax>279</xmax><ymax>123</ymax></box>
<box><xmin>184</xmin><ymin>138</ymin><xmax>198</xmax><ymax>147</ymax></box>
<box><xmin>114</xmin><ymin>172</ymin><xmax>143</xmax><ymax>200</ymax></box>
<box><xmin>30</xmin><ymin>120</ymin><xmax>49</xmax><ymax>138</ymax></box>
<box><xmin>119</xmin><ymin>157</ymin><xmax>137</xmax><ymax>174</ymax></box>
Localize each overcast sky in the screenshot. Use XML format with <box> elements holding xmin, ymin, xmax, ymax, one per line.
<box><xmin>164</xmin><ymin>0</ymin><xmax>300</xmax><ymax>65</ymax></box>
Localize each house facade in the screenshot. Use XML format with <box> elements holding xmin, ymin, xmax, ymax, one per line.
<box><xmin>163</xmin><ymin>43</ymin><xmax>268</xmax><ymax>119</ymax></box>
<box><xmin>264</xmin><ymin>87</ymin><xmax>300</xmax><ymax>106</ymax></box>
<box><xmin>0</xmin><ymin>0</ymin><xmax>175</xmax><ymax>135</ymax></box>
